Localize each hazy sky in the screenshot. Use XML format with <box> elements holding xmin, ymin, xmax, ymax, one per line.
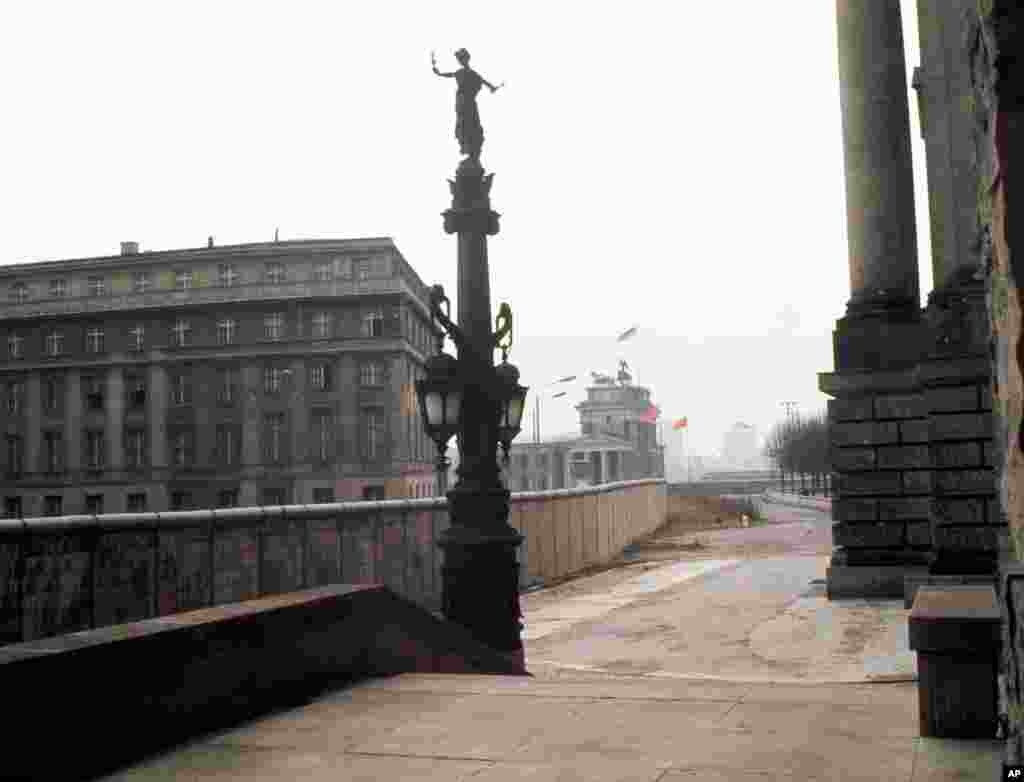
<box><xmin>1</xmin><ymin>1</ymin><xmax>932</xmax><ymax>463</ymax></box>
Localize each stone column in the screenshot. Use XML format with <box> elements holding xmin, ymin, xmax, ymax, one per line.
<box><xmin>24</xmin><ymin>373</ymin><xmax>40</xmax><ymax>476</ymax></box>
<box><xmin>240</xmin><ymin>364</ymin><xmax>262</xmax><ymax>506</ymax></box>
<box><xmin>147</xmin><ymin>365</ymin><xmax>167</xmax><ymax>470</ymax></box>
<box><xmin>106</xmin><ymin>367</ymin><xmax>124</xmax><ymax>472</ymax></box>
<box><xmin>64</xmin><ymin>371</ymin><xmax>82</xmax><ymax>472</ymax></box>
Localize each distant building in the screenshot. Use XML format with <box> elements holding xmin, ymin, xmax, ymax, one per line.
<box><xmin>722</xmin><ymin>422</ymin><xmax>760</xmax><ymax>468</ymax></box>
<box><xmin>0</xmin><ymin>237</ymin><xmax>440</xmax><ymax>516</ymax></box>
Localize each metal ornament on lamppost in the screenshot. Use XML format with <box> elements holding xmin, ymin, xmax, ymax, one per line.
<box><xmin>494</xmin><ymin>352</ymin><xmax>528</xmax><ymax>466</ymax></box>
<box><xmin>415</xmin><ymin>350</ymin><xmax>462</xmax><ymax>494</ymax></box>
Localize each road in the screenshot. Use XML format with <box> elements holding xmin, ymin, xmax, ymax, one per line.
<box><xmin>521</xmin><ymin>496</ymin><xmax>916</xmax><ymax>683</ymax></box>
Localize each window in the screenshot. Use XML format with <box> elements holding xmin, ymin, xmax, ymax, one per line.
<box><xmin>264</xmin><ymin>413</ymin><xmax>285</xmax><ymax>463</ymax></box>
<box><xmin>43</xmin><ymin>431</ymin><xmax>64</xmax><ymax>474</ymax></box>
<box><xmin>263</xmin><ymin>366</ymin><xmax>284</xmax><ymax>394</ymax></box>
<box><xmin>171</xmin><ymin>373</ymin><xmax>190</xmax><ymax>405</ymax></box>
<box><xmin>125</xmin><ymin>430</ymin><xmax>146</xmax><ymax>469</ymax></box>
<box><xmin>50</xmin><ymin>279</ymin><xmax>67</xmax><ymax>298</ymax></box>
<box><xmin>264</xmin><ymin>312</ymin><xmax>285</xmax><ymax>341</ymax></box>
<box><xmin>6</xmin><ymin>382</ymin><xmax>24</xmax><ymax>414</ymax></box>
<box><xmin>130</xmin><ymin>324</ymin><xmax>145</xmax><ymax>351</ymax></box>
<box><xmin>10</xmin><ymin>282</ymin><xmax>28</xmax><ymax>303</ymax></box>
<box><xmin>127</xmin><ymin>493</ymin><xmax>147</xmax><ymax>513</ymax></box>
<box><xmin>337</xmin><ymin>257</ymin><xmax>353</xmax><ymax>279</ymax></box>
<box><xmin>313</xmin><ymin>488</ymin><xmax>334</xmax><ymax>503</ymax></box>
<box><xmin>88</xmin><ymin>277</ymin><xmax>106</xmax><ymax>297</ymax></box>
<box><xmin>262</xmin><ymin>488</ymin><xmax>286</xmax><ymax>506</ymax></box>
<box><xmin>217</xmin><ymin>368</ymin><xmax>236</xmax><ymax>404</ymax></box>
<box><xmin>4</xmin><ymin>497</ymin><xmax>22</xmax><ymax>519</ymax></box>
<box><xmin>314</xmin><ymin>412</ymin><xmax>332</xmax><ymax>464</ymax></box>
<box><xmin>265</xmin><ymin>262</ymin><xmax>285</xmax><ymax>284</ymax></box>
<box><xmin>43</xmin><ymin>377</ymin><xmax>62</xmax><ymax>413</ymax></box>
<box><xmin>171</xmin><ymin>319</ymin><xmax>191</xmax><ymax>347</ymax></box>
<box><xmin>312</xmin><ymin>311</ymin><xmax>332</xmax><ymax>339</ymax></box>
<box><xmin>313</xmin><ymin>262</ymin><xmax>332</xmax><ymax>282</ymax></box>
<box><xmin>7</xmin><ymin>334</ymin><xmax>23</xmax><ymax>359</ymax></box>
<box><xmin>133</xmin><ymin>271</ymin><xmax>151</xmax><ymax>293</ymax></box>
<box><xmin>364</xmin><ymin>411</ymin><xmax>383</xmax><ymax>460</ymax></box>
<box><xmin>310</xmin><ymin>363</ymin><xmax>331</xmax><ymax>391</ymax></box>
<box><xmin>127</xmin><ymin>377</ymin><xmax>146</xmax><ymax>408</ymax></box>
<box><xmin>217</xmin><ymin>489</ymin><xmax>239</xmax><ymax>508</ymax></box>
<box><xmin>175</xmin><ymin>270</ymin><xmax>193</xmax><ymax>290</ymax></box>
<box><xmin>86</xmin><ymin>327</ymin><xmax>105</xmax><ymax>353</ymax></box>
<box><xmin>361</xmin><ymin>308</ymin><xmax>384</xmax><ymax>337</ymax></box>
<box><xmin>5</xmin><ymin>436</ymin><xmax>23</xmax><ymax>475</ymax></box>
<box><xmin>217</xmin><ymin>317</ymin><xmax>236</xmax><ymax>345</ymax></box>
<box><xmin>218</xmin><ymin>263</ymin><xmax>238</xmax><ymax>287</ymax></box>
<box><xmin>85</xmin><ymin>494</ymin><xmax>104</xmax><ymax>515</ymax></box>
<box><xmin>360</xmin><ymin>361</ymin><xmax>383</xmax><ymax>386</ymax></box>
<box><xmin>85</xmin><ymin>431</ymin><xmax>105</xmax><ymax>469</ymax></box>
<box><xmin>172</xmin><ymin>430</ymin><xmax>193</xmax><ymax>468</ymax></box>
<box><xmin>84</xmin><ymin>376</ymin><xmax>104</xmax><ymax>410</ymax></box>
<box><xmin>356</xmin><ymin>258</ymin><xmax>370</xmax><ymax>281</ymax></box>
<box><xmin>45</xmin><ymin>330</ymin><xmax>64</xmax><ymax>357</ymax></box>
<box><xmin>170</xmin><ymin>491</ymin><xmax>192</xmax><ymax>511</ymax></box>
<box><xmin>44</xmin><ymin>496</ymin><xmax>63</xmax><ymax>517</ymax></box>
<box><xmin>216</xmin><ymin>425</ymin><xmax>238</xmax><ymax>466</ymax></box>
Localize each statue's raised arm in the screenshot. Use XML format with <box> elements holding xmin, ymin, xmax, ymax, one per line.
<box><xmin>433</xmin><ymin>48</ymin><xmax>503</xmax><ymax>163</ymax></box>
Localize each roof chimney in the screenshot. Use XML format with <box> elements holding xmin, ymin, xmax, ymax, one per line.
<box><xmin>208</xmin><ymin>236</ymin><xmax>214</xmax><ymax>248</ymax></box>
<box><xmin>120</xmin><ymin>241</ymin><xmax>139</xmax><ymax>256</ymax></box>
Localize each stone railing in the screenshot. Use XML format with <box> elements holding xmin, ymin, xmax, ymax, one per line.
<box><xmin>0</xmin><ymin>478</ymin><xmax>666</xmax><ymax>645</ymax></box>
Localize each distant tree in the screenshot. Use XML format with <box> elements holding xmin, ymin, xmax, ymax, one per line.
<box><xmin>763</xmin><ymin>410</ymin><xmax>830</xmax><ymax>495</ymax></box>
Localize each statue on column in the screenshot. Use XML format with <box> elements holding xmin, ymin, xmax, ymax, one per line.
<box><xmin>431</xmin><ymin>49</ymin><xmax>503</xmax><ymax>162</ymax></box>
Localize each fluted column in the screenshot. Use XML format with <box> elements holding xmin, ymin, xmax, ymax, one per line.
<box><xmin>836</xmin><ymin>0</ymin><xmax>920</xmax><ymax>314</ymax></box>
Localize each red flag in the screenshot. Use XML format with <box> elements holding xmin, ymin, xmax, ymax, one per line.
<box><xmin>639</xmin><ymin>404</ymin><xmax>659</xmax><ymax>424</ymax></box>
<box><xmin>673</xmin><ymin>417</ymin><xmax>688</xmax><ymax>430</ymax></box>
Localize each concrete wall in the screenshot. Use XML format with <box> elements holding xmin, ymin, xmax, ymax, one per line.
<box><xmin>0</xmin><ymin>478</ymin><xmax>666</xmax><ymax>645</ymax></box>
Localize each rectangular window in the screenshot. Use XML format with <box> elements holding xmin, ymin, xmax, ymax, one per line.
<box><xmin>5</xmin><ymin>436</ymin><xmax>23</xmax><ymax>475</ymax></box>
<box><xmin>6</xmin><ymin>382</ymin><xmax>24</xmax><ymax>414</ymax></box>
<box><xmin>125</xmin><ymin>430</ymin><xmax>146</xmax><ymax>469</ymax></box>
<box><xmin>130</xmin><ymin>324</ymin><xmax>145</xmax><ymax>351</ymax></box>
<box><xmin>359</xmin><ymin>361</ymin><xmax>383</xmax><ymax>386</ymax></box>
<box><xmin>217</xmin><ymin>317</ymin><xmax>236</xmax><ymax>345</ymax></box>
<box><xmin>10</xmin><ymin>283</ymin><xmax>28</xmax><ymax>303</ymax></box>
<box><xmin>85</xmin><ymin>494</ymin><xmax>104</xmax><ymax>515</ymax></box>
<box><xmin>310</xmin><ymin>363</ymin><xmax>330</xmax><ymax>391</ymax></box>
<box><xmin>170</xmin><ymin>491</ymin><xmax>192</xmax><ymax>511</ymax></box>
<box><xmin>133</xmin><ymin>271</ymin><xmax>151</xmax><ymax>293</ymax></box>
<box><xmin>264</xmin><ymin>413</ymin><xmax>285</xmax><ymax>464</ymax></box>
<box><xmin>127</xmin><ymin>493</ymin><xmax>147</xmax><ymax>513</ymax></box>
<box><xmin>85</xmin><ymin>431</ymin><xmax>105</xmax><ymax>469</ymax></box>
<box><xmin>171</xmin><ymin>319</ymin><xmax>191</xmax><ymax>347</ymax></box>
<box><xmin>84</xmin><ymin>376</ymin><xmax>104</xmax><ymax>411</ymax></box>
<box><xmin>45</xmin><ymin>331</ymin><xmax>64</xmax><ymax>357</ymax></box>
<box><xmin>313</xmin><ymin>262</ymin><xmax>332</xmax><ymax>282</ymax></box>
<box><xmin>265</xmin><ymin>262</ymin><xmax>285</xmax><ymax>284</ymax></box>
<box><xmin>364</xmin><ymin>411</ymin><xmax>383</xmax><ymax>460</ymax></box>
<box><xmin>218</xmin><ymin>263</ymin><xmax>238</xmax><ymax>287</ymax></box>
<box><xmin>361</xmin><ymin>308</ymin><xmax>384</xmax><ymax>338</ymax></box>
<box><xmin>264</xmin><ymin>312</ymin><xmax>285</xmax><ymax>341</ymax></box>
<box><xmin>50</xmin><ymin>279</ymin><xmax>67</xmax><ymax>298</ymax></box>
<box><xmin>314</xmin><ymin>412</ymin><xmax>332</xmax><ymax>464</ymax></box>
<box><xmin>216</xmin><ymin>425</ymin><xmax>238</xmax><ymax>466</ymax></box>
<box><xmin>172</xmin><ymin>430</ymin><xmax>193</xmax><ymax>468</ymax></box>
<box><xmin>85</xmin><ymin>327</ymin><xmax>105</xmax><ymax>353</ymax></box>
<box><xmin>44</xmin><ymin>496</ymin><xmax>63</xmax><ymax>517</ymax></box>
<box><xmin>263</xmin><ymin>366</ymin><xmax>284</xmax><ymax>394</ymax></box>
<box><xmin>175</xmin><ymin>270</ymin><xmax>193</xmax><ymax>291</ymax></box>
<box><xmin>217</xmin><ymin>489</ymin><xmax>239</xmax><ymax>508</ymax></box>
<box><xmin>4</xmin><ymin>497</ymin><xmax>22</xmax><ymax>518</ymax></box>
<box><xmin>7</xmin><ymin>334</ymin><xmax>23</xmax><ymax>359</ymax></box>
<box><xmin>217</xmin><ymin>368</ymin><xmax>236</xmax><ymax>404</ymax></box>
<box><xmin>262</xmin><ymin>488</ymin><xmax>286</xmax><ymax>506</ymax></box>
<box><xmin>127</xmin><ymin>377</ymin><xmax>146</xmax><ymax>408</ymax></box>
<box><xmin>171</xmin><ymin>373</ymin><xmax>190</xmax><ymax>406</ymax></box>
<box><xmin>43</xmin><ymin>377</ymin><xmax>62</xmax><ymax>413</ymax></box>
<box><xmin>312</xmin><ymin>311</ymin><xmax>332</xmax><ymax>339</ymax></box>
<box><xmin>43</xmin><ymin>431</ymin><xmax>64</xmax><ymax>474</ymax></box>
<box><xmin>88</xmin><ymin>277</ymin><xmax>106</xmax><ymax>297</ymax></box>
<box><xmin>313</xmin><ymin>488</ymin><xmax>334</xmax><ymax>503</ymax></box>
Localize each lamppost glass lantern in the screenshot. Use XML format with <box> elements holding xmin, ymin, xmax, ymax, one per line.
<box><xmin>494</xmin><ymin>360</ymin><xmax>528</xmax><ymax>464</ymax></box>
<box><xmin>415</xmin><ymin>352</ymin><xmax>462</xmax><ymax>457</ymax></box>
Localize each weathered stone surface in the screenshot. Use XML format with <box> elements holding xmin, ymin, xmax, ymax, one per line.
<box><xmin>839</xmin><ymin>472</ymin><xmax>903</xmax><ymax>495</ymax></box>
<box><xmin>875</xmin><ymin>393</ymin><xmax>926</xmax><ymax>419</ymax></box>
<box><xmin>979</xmin><ymin>382</ymin><xmax>991</xmax><ymax>411</ymax></box>
<box><xmin>903</xmin><ymin>471</ymin><xmax>933</xmax><ymax>494</ymax></box>
<box><xmin>830</xmin><ymin>447</ymin><xmax>876</xmax><ymax>471</ymax></box>
<box><xmin>827</xmin><ymin>564</ymin><xmax>929</xmax><ymax>599</ymax></box>
<box><xmin>876</xmin><ymin>445</ymin><xmax>929</xmax><ymax>469</ymax></box>
<box><xmin>932</xmin><ymin>498</ymin><xmax>986</xmax><ymax>525</ymax></box>
<box><xmin>982</xmin><ymin>442</ymin><xmax>994</xmax><ymax>467</ymax></box>
<box><xmin>878</xmin><ymin>497</ymin><xmax>931</xmax><ymax>520</ymax></box>
<box><xmin>932</xmin><ymin>470</ymin><xmax>995</xmax><ymax>495</ymax></box>
<box><xmin>900</xmin><ymin>419</ymin><xmax>930</xmax><ymax>443</ymax></box>
<box><xmin>929</xmin><ymin>413</ymin><xmax>993</xmax><ymax>441</ymax></box>
<box><xmin>925</xmin><ymin>385</ymin><xmax>980</xmax><ymax>413</ymax></box>
<box><xmin>932</xmin><ymin>526</ymin><xmax>1001</xmax><ymax>550</ymax></box>
<box><xmin>833</xmin><ymin>522</ymin><xmax>905</xmax><ymax>548</ymax></box>
<box><xmin>906</xmin><ymin>521</ymin><xmax>932</xmax><ymax>547</ymax></box>
<box><xmin>931</xmin><ymin>442</ymin><xmax>982</xmax><ymax>469</ymax></box>
<box><xmin>830</xmin><ymin>421</ymin><xmax>900</xmax><ymax>446</ymax></box>
<box><xmin>986</xmin><ymin>498</ymin><xmax>1003</xmax><ymax>526</ymax></box>
<box><xmin>828</xmin><ymin>397</ymin><xmax>873</xmax><ymax>422</ymax></box>
<box><xmin>834</xmin><ymin>498</ymin><xmax>878</xmax><ymax>522</ymax></box>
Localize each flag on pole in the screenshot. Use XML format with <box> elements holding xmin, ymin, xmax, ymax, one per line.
<box><xmin>638</xmin><ymin>403</ymin><xmax>659</xmax><ymax>424</ymax></box>
<box><xmin>616</xmin><ymin>325</ymin><xmax>638</xmax><ymax>342</ymax></box>
<box><xmin>672</xmin><ymin>417</ymin><xmax>688</xmax><ymax>430</ymax></box>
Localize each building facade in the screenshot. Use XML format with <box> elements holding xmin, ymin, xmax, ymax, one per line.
<box><xmin>0</xmin><ymin>237</ymin><xmax>441</xmax><ymax>516</ymax></box>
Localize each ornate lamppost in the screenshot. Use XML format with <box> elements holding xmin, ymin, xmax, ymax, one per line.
<box><xmin>415</xmin><ymin>49</ymin><xmax>529</xmax><ymax>665</ymax></box>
